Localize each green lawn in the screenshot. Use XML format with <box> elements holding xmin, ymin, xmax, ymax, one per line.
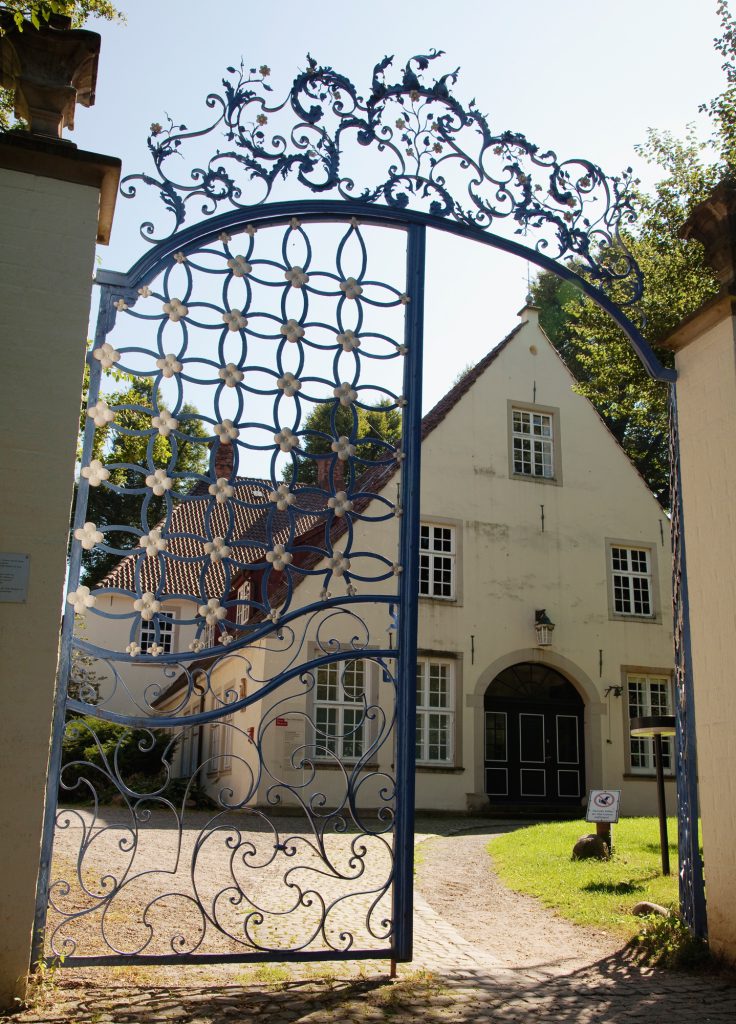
<box><xmin>489</xmin><ymin>817</ymin><xmax>679</xmax><ymax>938</ymax></box>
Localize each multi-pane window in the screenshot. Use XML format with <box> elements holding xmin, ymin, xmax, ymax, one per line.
<box><xmin>512</xmin><ymin>408</ymin><xmax>554</xmax><ymax>478</ymax></box>
<box><xmin>314</xmin><ymin>661</ymin><xmax>366</xmax><ymax>761</ymax></box>
<box><xmin>235</xmin><ymin>580</ymin><xmax>251</xmax><ymax>625</ymax></box>
<box><xmin>416</xmin><ymin>659</ymin><xmax>454</xmax><ymax>765</ymax></box>
<box><xmin>627</xmin><ymin>674</ymin><xmax>673</xmax><ymax>773</ymax></box>
<box><xmin>140</xmin><ymin>611</ymin><xmax>174</xmax><ymax>654</ymax></box>
<box><xmin>612</xmin><ymin>546</ymin><xmax>653</xmax><ymax>616</ymax></box>
<box><xmin>419</xmin><ymin>524</ymin><xmax>455</xmax><ymax>599</ymax></box>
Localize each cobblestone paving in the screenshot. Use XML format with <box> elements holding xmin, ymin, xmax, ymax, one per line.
<box><xmin>4</xmin><ymin>819</ymin><xmax>735</xmax><ymax>1023</ymax></box>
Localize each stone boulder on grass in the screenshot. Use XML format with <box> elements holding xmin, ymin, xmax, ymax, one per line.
<box><xmin>571</xmin><ymin>834</ymin><xmax>610</xmax><ymax>860</ymax></box>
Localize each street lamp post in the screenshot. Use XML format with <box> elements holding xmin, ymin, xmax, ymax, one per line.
<box><xmin>630</xmin><ymin>715</ymin><xmax>677</xmax><ymax>875</ymax></box>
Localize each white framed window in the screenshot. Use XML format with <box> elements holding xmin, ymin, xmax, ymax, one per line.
<box><xmin>416</xmin><ymin>659</ymin><xmax>454</xmax><ymax>765</ymax></box>
<box><xmin>236</xmin><ymin>579</ymin><xmax>251</xmax><ymax>625</ymax></box>
<box><xmin>207</xmin><ymin>693</ymin><xmax>233</xmax><ymax>775</ymax></box>
<box><xmin>612</xmin><ymin>546</ymin><xmax>653</xmax><ymax>616</ymax></box>
<box><xmin>140</xmin><ymin>611</ymin><xmax>175</xmax><ymax>654</ymax></box>
<box><xmin>313</xmin><ymin>660</ymin><xmax>367</xmax><ymax>761</ymax></box>
<box><xmin>419</xmin><ymin>524</ymin><xmax>455</xmax><ymax>599</ymax></box>
<box><xmin>178</xmin><ymin>716</ymin><xmax>201</xmax><ymax>778</ymax></box>
<box><xmin>202</xmin><ymin>619</ymin><xmax>215</xmax><ymax>649</ymax></box>
<box><xmin>512</xmin><ymin>407</ymin><xmax>554</xmax><ymax>479</ymax></box>
<box><xmin>627</xmin><ymin>673</ymin><xmax>674</xmax><ymax>774</ymax></box>
<box><xmin>207</xmin><ymin>707</ymin><xmax>220</xmax><ymax>774</ymax></box>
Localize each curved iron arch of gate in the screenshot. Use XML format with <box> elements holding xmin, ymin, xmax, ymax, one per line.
<box><xmin>35</xmin><ymin>51</ymin><xmax>704</xmax><ymax>969</ymax></box>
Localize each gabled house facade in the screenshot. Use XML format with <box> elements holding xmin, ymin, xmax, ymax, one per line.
<box><xmin>86</xmin><ymin>306</ymin><xmax>675</xmax><ymax>816</ymax></box>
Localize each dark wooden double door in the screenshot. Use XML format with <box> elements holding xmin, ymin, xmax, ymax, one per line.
<box><xmin>484</xmin><ymin>663</ymin><xmax>585</xmax><ymax>806</ymax></box>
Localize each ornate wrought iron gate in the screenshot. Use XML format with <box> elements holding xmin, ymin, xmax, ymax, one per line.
<box><xmin>33</xmin><ymin>51</ymin><xmax>705</xmax><ymax>968</ymax></box>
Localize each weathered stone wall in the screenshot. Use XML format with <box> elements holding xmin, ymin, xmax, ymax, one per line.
<box><xmin>0</xmin><ymin>161</ymin><xmax>103</xmax><ymax>1006</ymax></box>
<box><xmin>668</xmin><ymin>294</ymin><xmax>736</xmax><ymax>962</ymax></box>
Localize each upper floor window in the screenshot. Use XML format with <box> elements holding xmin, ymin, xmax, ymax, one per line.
<box><xmin>419</xmin><ymin>524</ymin><xmax>455</xmax><ymax>600</ymax></box>
<box><xmin>140</xmin><ymin>611</ymin><xmax>174</xmax><ymax>654</ymax></box>
<box><xmin>313</xmin><ymin>660</ymin><xmax>367</xmax><ymax>761</ymax></box>
<box><xmin>416</xmin><ymin>659</ymin><xmax>454</xmax><ymax>765</ymax></box>
<box><xmin>512</xmin><ymin>407</ymin><xmax>554</xmax><ymax>479</ymax></box>
<box><xmin>627</xmin><ymin>673</ymin><xmax>673</xmax><ymax>774</ymax></box>
<box><xmin>235</xmin><ymin>580</ymin><xmax>251</xmax><ymax>625</ymax></box>
<box><xmin>611</xmin><ymin>546</ymin><xmax>653</xmax><ymax>616</ymax></box>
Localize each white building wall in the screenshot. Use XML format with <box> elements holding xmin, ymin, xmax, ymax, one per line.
<box><xmin>192</xmin><ymin>309</ymin><xmax>674</xmax><ymax>815</ymax></box>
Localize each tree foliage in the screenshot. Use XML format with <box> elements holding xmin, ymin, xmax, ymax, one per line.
<box><xmin>79</xmin><ymin>368</ymin><xmax>208</xmax><ymax>586</ymax></box>
<box><xmin>531</xmin><ymin>2</ymin><xmax>736</xmax><ymax>506</ymax></box>
<box><xmin>60</xmin><ymin>716</ymin><xmax>172</xmax><ymax>802</ymax></box>
<box><xmin>700</xmin><ymin>0</ymin><xmax>736</xmax><ymax>170</ymax></box>
<box><xmin>284</xmin><ymin>400</ymin><xmax>403</xmax><ymax>485</ymax></box>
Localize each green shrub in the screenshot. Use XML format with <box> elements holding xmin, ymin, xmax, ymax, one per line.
<box><xmin>629</xmin><ymin>910</ymin><xmax>711</xmax><ymax>970</ymax></box>
<box><xmin>60</xmin><ymin>716</ymin><xmax>175</xmax><ymax>804</ymax></box>
<box><xmin>166</xmin><ymin>776</ymin><xmax>218</xmax><ymax>810</ymax></box>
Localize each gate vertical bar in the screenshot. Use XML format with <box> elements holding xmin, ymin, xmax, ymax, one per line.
<box><xmin>392</xmin><ymin>224</ymin><xmax>426</xmax><ymax>962</ymax></box>
<box><xmin>669</xmin><ymin>383</ymin><xmax>707</xmax><ymax>938</ymax></box>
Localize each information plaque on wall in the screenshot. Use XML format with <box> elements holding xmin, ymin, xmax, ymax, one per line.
<box><xmin>0</xmin><ymin>553</ymin><xmax>30</xmax><ymax>603</ymax></box>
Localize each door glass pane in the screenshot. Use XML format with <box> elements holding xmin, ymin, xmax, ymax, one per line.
<box><xmin>556</xmin><ymin>716</ymin><xmax>579</xmax><ymax>764</ymax></box>
<box><xmin>520</xmin><ymin>768</ymin><xmax>546</xmax><ymax>796</ymax></box>
<box><xmin>485</xmin><ymin>712</ymin><xmax>507</xmax><ymax>761</ymax></box>
<box><xmin>557</xmin><ymin>769</ymin><xmax>580</xmax><ymax>798</ymax></box>
<box><xmin>486</xmin><ymin>767</ymin><xmax>508</xmax><ymax>796</ymax></box>
<box><xmin>519</xmin><ymin>714</ymin><xmax>544</xmax><ymax>763</ymax></box>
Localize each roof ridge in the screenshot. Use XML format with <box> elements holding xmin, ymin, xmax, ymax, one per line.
<box><xmin>418</xmin><ymin>322</ymin><xmax>524</xmax><ymax>442</ymax></box>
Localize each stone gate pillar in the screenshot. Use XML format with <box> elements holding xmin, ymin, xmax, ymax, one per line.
<box><xmin>0</xmin><ymin>16</ymin><xmax>119</xmax><ymax>1006</ymax></box>
<box><xmin>666</xmin><ymin>183</ymin><xmax>736</xmax><ymax>963</ymax></box>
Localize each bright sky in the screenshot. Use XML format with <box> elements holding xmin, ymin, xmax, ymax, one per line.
<box><xmin>71</xmin><ymin>0</ymin><xmax>725</xmax><ymax>413</ymax></box>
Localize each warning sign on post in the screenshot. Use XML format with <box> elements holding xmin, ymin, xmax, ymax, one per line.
<box><xmin>585</xmin><ymin>789</ymin><xmax>621</xmax><ymax>823</ymax></box>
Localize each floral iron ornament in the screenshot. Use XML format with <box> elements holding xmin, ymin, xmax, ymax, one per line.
<box><xmin>122</xmin><ymin>52</ymin><xmax>644</xmax><ymax>310</ymax></box>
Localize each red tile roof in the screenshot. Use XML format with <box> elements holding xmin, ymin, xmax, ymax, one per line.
<box><xmin>97</xmin><ymin>479</ymin><xmax>324</xmax><ymax>599</ymax></box>
<box><xmin>100</xmin><ymin>325</ymin><xmax>521</xmax><ymax>609</ymax></box>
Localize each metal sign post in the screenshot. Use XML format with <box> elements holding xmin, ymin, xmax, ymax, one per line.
<box><xmin>585</xmin><ymin>789</ymin><xmax>621</xmax><ymax>856</ymax></box>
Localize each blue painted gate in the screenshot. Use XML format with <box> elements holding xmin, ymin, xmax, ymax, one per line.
<box><xmin>33</xmin><ymin>52</ymin><xmax>705</xmax><ymax>968</ymax></box>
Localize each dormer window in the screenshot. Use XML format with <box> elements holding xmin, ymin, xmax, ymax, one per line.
<box><xmin>140</xmin><ymin>611</ymin><xmax>175</xmax><ymax>654</ymax></box>
<box><xmin>235</xmin><ymin>579</ymin><xmax>251</xmax><ymax>625</ymax></box>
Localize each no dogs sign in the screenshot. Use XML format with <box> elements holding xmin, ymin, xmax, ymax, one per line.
<box><xmin>585</xmin><ymin>789</ymin><xmax>621</xmax><ymax>823</ymax></box>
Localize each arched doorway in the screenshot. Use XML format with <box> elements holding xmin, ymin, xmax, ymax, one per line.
<box><xmin>484</xmin><ymin>663</ymin><xmax>584</xmax><ymax>808</ymax></box>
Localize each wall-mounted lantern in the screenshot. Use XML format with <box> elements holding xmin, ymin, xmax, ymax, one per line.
<box><xmin>535</xmin><ymin>609</ymin><xmax>555</xmax><ymax>646</ymax></box>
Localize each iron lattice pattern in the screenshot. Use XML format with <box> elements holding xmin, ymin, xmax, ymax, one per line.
<box><xmin>48</xmin><ymin>217</ymin><xmax>411</xmax><ymax>962</ymax></box>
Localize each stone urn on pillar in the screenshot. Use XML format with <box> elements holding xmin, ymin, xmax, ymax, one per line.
<box><xmin>0</xmin><ymin>11</ymin><xmax>100</xmax><ymax>140</ymax></box>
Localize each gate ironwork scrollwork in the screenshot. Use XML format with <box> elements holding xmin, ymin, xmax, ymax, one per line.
<box><xmin>34</xmin><ymin>51</ymin><xmax>704</xmax><ymax>969</ymax></box>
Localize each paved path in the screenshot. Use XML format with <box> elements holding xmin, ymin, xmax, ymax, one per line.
<box><xmin>5</xmin><ymin>821</ymin><xmax>735</xmax><ymax>1023</ymax></box>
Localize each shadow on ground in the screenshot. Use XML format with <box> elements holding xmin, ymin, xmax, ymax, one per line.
<box><xmin>6</xmin><ymin>948</ymin><xmax>736</xmax><ymax>1024</ymax></box>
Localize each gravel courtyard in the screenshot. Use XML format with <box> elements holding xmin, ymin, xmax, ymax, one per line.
<box><xmin>5</xmin><ymin>817</ymin><xmax>735</xmax><ymax>1023</ymax></box>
